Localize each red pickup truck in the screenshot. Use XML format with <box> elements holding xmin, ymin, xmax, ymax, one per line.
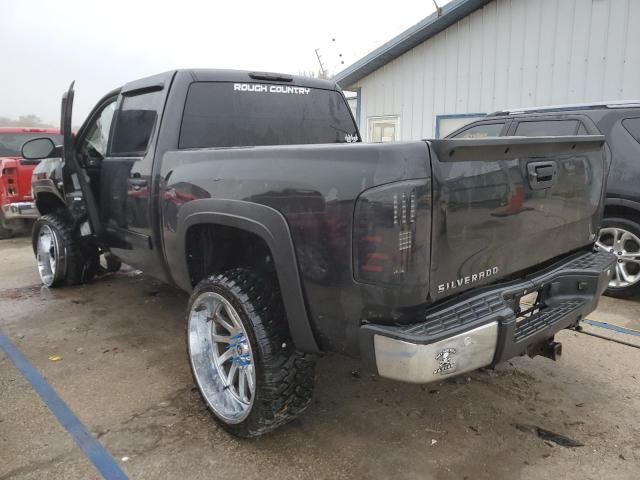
<box><xmin>0</xmin><ymin>127</ymin><xmax>62</xmax><ymax>238</ymax></box>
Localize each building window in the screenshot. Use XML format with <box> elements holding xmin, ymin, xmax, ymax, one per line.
<box><xmin>435</xmin><ymin>113</ymin><xmax>486</xmax><ymax>138</ymax></box>
<box><xmin>368</xmin><ymin>116</ymin><xmax>399</xmax><ymax>142</ymax></box>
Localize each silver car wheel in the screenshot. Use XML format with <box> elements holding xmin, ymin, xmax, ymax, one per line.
<box><xmin>188</xmin><ymin>291</ymin><xmax>256</xmax><ymax>424</ymax></box>
<box><xmin>36</xmin><ymin>224</ymin><xmax>63</xmax><ymax>287</ymax></box>
<box><xmin>596</xmin><ymin>227</ymin><xmax>640</xmax><ymax>289</ymax></box>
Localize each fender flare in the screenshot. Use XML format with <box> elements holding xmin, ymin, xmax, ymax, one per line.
<box><xmin>174</xmin><ymin>198</ymin><xmax>320</xmax><ymax>353</ymax></box>
<box><xmin>604</xmin><ymin>197</ymin><xmax>640</xmax><ymax>214</ymax></box>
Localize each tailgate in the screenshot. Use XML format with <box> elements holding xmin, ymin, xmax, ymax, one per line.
<box><xmin>428</xmin><ymin>136</ymin><xmax>607</xmax><ymax>299</ymax></box>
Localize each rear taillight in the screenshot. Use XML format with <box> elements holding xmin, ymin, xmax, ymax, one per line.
<box><xmin>354</xmin><ymin>179</ymin><xmax>430</xmax><ymax>285</ymax></box>
<box><xmin>1</xmin><ymin>167</ymin><xmax>18</xmax><ymax>197</ymax></box>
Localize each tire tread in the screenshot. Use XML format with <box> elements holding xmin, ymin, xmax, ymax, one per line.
<box><xmin>33</xmin><ymin>213</ymin><xmax>96</xmax><ymax>287</ymax></box>
<box><xmin>188</xmin><ymin>268</ymin><xmax>315</xmax><ymax>437</ymax></box>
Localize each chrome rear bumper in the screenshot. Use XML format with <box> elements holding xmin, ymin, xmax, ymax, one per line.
<box><xmin>374</xmin><ymin>323</ymin><xmax>498</xmax><ymax>383</ymax></box>
<box><xmin>360</xmin><ymin>250</ymin><xmax>615</xmax><ymax>384</ymax></box>
<box><xmin>2</xmin><ymin>202</ymin><xmax>38</xmax><ymax>220</ymax></box>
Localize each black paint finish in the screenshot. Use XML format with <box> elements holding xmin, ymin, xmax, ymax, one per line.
<box><xmin>449</xmin><ymin>107</ymin><xmax>640</xmax><ymax>221</ymax></box>
<box><xmin>32</xmin><ymin>69</ymin><xmax>609</xmax><ymax>358</ymax></box>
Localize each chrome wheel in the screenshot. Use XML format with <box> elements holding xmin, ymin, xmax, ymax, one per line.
<box><xmin>188</xmin><ymin>292</ymin><xmax>255</xmax><ymax>424</ymax></box>
<box><xmin>596</xmin><ymin>227</ymin><xmax>640</xmax><ymax>288</ymax></box>
<box><xmin>36</xmin><ymin>224</ymin><xmax>63</xmax><ymax>287</ymax></box>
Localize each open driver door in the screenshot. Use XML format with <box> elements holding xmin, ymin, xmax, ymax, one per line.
<box><xmin>59</xmin><ymin>82</ymin><xmax>103</xmax><ymax>239</ymax></box>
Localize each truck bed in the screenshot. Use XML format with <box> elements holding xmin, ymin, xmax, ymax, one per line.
<box><xmin>159</xmin><ymin>135</ymin><xmax>606</xmax><ymax>354</ymax></box>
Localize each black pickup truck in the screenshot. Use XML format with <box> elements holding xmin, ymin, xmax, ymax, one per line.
<box><xmin>23</xmin><ymin>69</ymin><xmax>615</xmax><ymax>437</ymax></box>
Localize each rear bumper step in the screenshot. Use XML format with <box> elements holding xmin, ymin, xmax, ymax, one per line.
<box><xmin>359</xmin><ymin>250</ymin><xmax>616</xmax><ymax>383</ymax></box>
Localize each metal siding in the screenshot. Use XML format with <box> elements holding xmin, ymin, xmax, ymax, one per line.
<box><xmin>334</xmin><ymin>0</ymin><xmax>493</xmax><ymax>87</ymax></box>
<box><xmin>507</xmin><ymin>0</ymin><xmax>526</xmax><ymax>108</ymax></box>
<box><xmin>411</xmin><ymin>43</ymin><xmax>426</xmax><ymax>138</ymax></box>
<box><xmin>422</xmin><ymin>39</ymin><xmax>437</xmax><ymax>138</ymax></box>
<box><xmin>534</xmin><ymin>0</ymin><xmax>557</xmax><ymax>106</ymax></box>
<box><xmin>521</xmin><ymin>0</ymin><xmax>543</xmax><ymax>105</ymax></box>
<box><xmin>567</xmin><ymin>1</ymin><xmax>590</xmax><ymax>102</ymax></box>
<box><xmin>622</xmin><ymin>0</ymin><xmax>640</xmax><ymax>98</ymax></box>
<box><xmin>392</xmin><ymin>61</ymin><xmax>402</xmax><ymax>121</ymax></box>
<box><xmin>550</xmin><ymin>0</ymin><xmax>574</xmax><ymax>105</ymax></box>
<box><xmin>352</xmin><ymin>0</ymin><xmax>640</xmax><ymax>141</ymax></box>
<box><xmin>493</xmin><ymin>0</ymin><xmax>511</xmax><ymax>112</ymax></box>
<box><xmin>402</xmin><ymin>51</ymin><xmax>413</xmax><ymax>139</ymax></box>
<box><xmin>479</xmin><ymin>2</ymin><xmax>498</xmax><ymax>113</ymax></box>
<box><xmin>456</xmin><ymin>16</ymin><xmax>471</xmax><ymax>113</ymax></box>
<box><xmin>585</xmin><ymin>0</ymin><xmax>610</xmax><ymax>100</ymax></box>
<box><xmin>434</xmin><ymin>32</ymin><xmax>449</xmax><ymax>129</ymax></box>
<box><xmin>467</xmin><ymin>10</ymin><xmax>484</xmax><ymax>113</ymax></box>
<box><xmin>444</xmin><ymin>26</ymin><xmax>458</xmax><ymax>113</ymax></box>
<box><xmin>604</xmin><ymin>0</ymin><xmax>630</xmax><ymax>99</ymax></box>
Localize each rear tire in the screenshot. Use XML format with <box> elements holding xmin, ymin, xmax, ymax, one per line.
<box><xmin>32</xmin><ymin>214</ymin><xmax>98</xmax><ymax>287</ymax></box>
<box><xmin>598</xmin><ymin>216</ymin><xmax>640</xmax><ymax>299</ymax></box>
<box><xmin>187</xmin><ymin>268</ymin><xmax>316</xmax><ymax>437</ymax></box>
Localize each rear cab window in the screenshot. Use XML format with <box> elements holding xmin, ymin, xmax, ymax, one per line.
<box><xmin>451</xmin><ymin>122</ymin><xmax>506</xmax><ymax>139</ymax></box>
<box><xmin>179</xmin><ymin>82</ymin><xmax>359</xmax><ymax>149</ymax></box>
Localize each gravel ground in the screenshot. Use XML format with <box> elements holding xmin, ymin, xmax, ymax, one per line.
<box><xmin>1</xmin><ymin>236</ymin><xmax>639</xmax><ymax>479</ymax></box>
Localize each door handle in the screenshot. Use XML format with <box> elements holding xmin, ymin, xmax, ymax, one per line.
<box><xmin>527</xmin><ymin>161</ymin><xmax>557</xmax><ymax>190</ymax></box>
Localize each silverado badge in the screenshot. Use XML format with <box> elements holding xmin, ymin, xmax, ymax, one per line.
<box><xmin>434</xmin><ymin>347</ymin><xmax>457</xmax><ymax>375</ymax></box>
<box><xmin>437</xmin><ymin>266</ymin><xmax>499</xmax><ymax>294</ymax></box>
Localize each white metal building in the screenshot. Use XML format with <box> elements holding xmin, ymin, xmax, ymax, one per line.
<box><xmin>335</xmin><ymin>0</ymin><xmax>640</xmax><ymax>140</ymax></box>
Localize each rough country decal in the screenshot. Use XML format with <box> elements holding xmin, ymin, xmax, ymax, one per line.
<box><xmin>234</xmin><ymin>83</ymin><xmax>310</xmax><ymax>95</ymax></box>
<box><xmin>434</xmin><ymin>348</ymin><xmax>457</xmax><ymax>375</ymax></box>
<box><xmin>437</xmin><ymin>266</ymin><xmax>499</xmax><ymax>294</ymax></box>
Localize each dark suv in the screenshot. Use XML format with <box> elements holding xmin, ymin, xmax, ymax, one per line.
<box><xmin>448</xmin><ymin>101</ymin><xmax>640</xmax><ymax>298</ymax></box>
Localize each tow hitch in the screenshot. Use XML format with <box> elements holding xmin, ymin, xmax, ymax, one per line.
<box><xmin>527</xmin><ymin>338</ymin><xmax>563</xmax><ymax>361</ymax></box>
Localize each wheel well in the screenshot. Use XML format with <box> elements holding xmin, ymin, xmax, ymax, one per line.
<box><xmin>603</xmin><ymin>204</ymin><xmax>640</xmax><ymax>224</ymax></box>
<box><xmin>185</xmin><ymin>223</ymin><xmax>275</xmax><ymax>287</ymax></box>
<box><xmin>35</xmin><ymin>192</ymin><xmax>66</xmax><ymax>216</ymax></box>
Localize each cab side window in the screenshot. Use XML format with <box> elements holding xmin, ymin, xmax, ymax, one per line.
<box><xmin>78</xmin><ymin>100</ymin><xmax>117</xmax><ymax>165</ymax></box>
<box><xmin>110</xmin><ymin>90</ymin><xmax>162</xmax><ymax>156</ymax></box>
<box><xmin>514</xmin><ymin>120</ymin><xmax>578</xmax><ymax>136</ymax></box>
<box><xmin>452</xmin><ymin>122</ymin><xmax>505</xmax><ymax>139</ymax></box>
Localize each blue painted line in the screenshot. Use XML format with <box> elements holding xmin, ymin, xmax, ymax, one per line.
<box><xmin>0</xmin><ymin>330</ymin><xmax>128</xmax><ymax>480</ymax></box>
<box><xmin>583</xmin><ymin>319</ymin><xmax>640</xmax><ymax>337</ymax></box>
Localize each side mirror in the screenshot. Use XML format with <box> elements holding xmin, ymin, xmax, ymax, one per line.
<box><xmin>21</xmin><ymin>137</ymin><xmax>56</xmax><ymax>161</ymax></box>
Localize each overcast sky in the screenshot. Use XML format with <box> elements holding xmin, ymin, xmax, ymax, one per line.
<box><xmin>1</xmin><ymin>0</ymin><xmax>445</xmax><ymax>125</ymax></box>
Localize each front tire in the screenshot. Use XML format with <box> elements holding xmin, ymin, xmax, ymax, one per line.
<box><xmin>32</xmin><ymin>214</ymin><xmax>97</xmax><ymax>287</ymax></box>
<box><xmin>187</xmin><ymin>268</ymin><xmax>316</xmax><ymax>437</ymax></box>
<box><xmin>597</xmin><ymin>216</ymin><xmax>640</xmax><ymax>298</ymax></box>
